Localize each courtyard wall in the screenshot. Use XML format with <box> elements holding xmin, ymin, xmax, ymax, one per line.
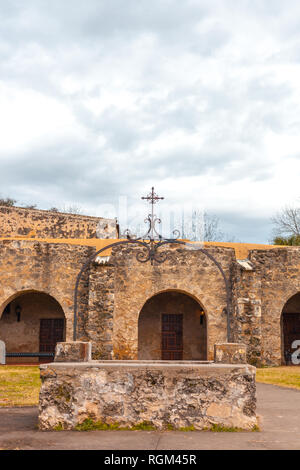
<box><xmin>0</xmin><ymin>206</ymin><xmax>118</xmax><ymax>239</ymax></box>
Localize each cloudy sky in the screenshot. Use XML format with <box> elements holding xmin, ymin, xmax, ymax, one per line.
<box><xmin>1</xmin><ymin>0</ymin><xmax>300</xmax><ymax>243</ymax></box>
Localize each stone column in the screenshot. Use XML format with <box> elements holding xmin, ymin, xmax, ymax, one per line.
<box><xmin>54</xmin><ymin>342</ymin><xmax>92</xmax><ymax>362</ymax></box>
<box><xmin>214</xmin><ymin>342</ymin><xmax>247</xmax><ymax>364</ymax></box>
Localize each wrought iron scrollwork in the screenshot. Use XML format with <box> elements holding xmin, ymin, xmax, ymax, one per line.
<box><xmin>73</xmin><ymin>187</ymin><xmax>233</xmax><ymax>342</ymax></box>
<box><xmin>122</xmin><ymin>187</ymin><xmax>181</xmax><ymax>265</ymax></box>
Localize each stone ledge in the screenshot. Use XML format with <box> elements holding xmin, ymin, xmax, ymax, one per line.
<box><xmin>41</xmin><ymin>361</ymin><xmax>253</xmax><ymax>372</ymax></box>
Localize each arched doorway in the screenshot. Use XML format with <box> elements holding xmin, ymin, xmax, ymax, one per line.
<box><xmin>281</xmin><ymin>293</ymin><xmax>300</xmax><ymax>365</ymax></box>
<box><xmin>138</xmin><ymin>291</ymin><xmax>207</xmax><ymax>360</ymax></box>
<box><xmin>0</xmin><ymin>291</ymin><xmax>65</xmax><ymax>364</ymax></box>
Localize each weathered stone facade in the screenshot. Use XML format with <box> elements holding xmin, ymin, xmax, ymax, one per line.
<box><xmin>0</xmin><ymin>206</ymin><xmax>118</xmax><ymax>239</ymax></box>
<box><xmin>38</xmin><ymin>360</ymin><xmax>257</xmax><ymax>431</ymax></box>
<box><xmin>0</xmin><ymin>213</ymin><xmax>299</xmax><ymax>366</ymax></box>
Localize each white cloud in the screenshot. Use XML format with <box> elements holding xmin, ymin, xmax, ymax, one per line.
<box><xmin>0</xmin><ymin>0</ymin><xmax>300</xmax><ymax>242</ymax></box>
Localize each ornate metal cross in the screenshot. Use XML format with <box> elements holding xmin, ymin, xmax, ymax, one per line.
<box><xmin>141</xmin><ymin>187</ymin><xmax>164</xmax><ymax>205</ymax></box>
<box><xmin>141</xmin><ymin>187</ymin><xmax>164</xmax><ymax>241</ymax></box>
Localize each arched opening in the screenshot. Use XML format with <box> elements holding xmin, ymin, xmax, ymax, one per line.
<box><xmin>0</xmin><ymin>291</ymin><xmax>65</xmax><ymax>364</ymax></box>
<box><xmin>281</xmin><ymin>292</ymin><xmax>300</xmax><ymax>365</ymax></box>
<box><xmin>138</xmin><ymin>291</ymin><xmax>207</xmax><ymax>360</ymax></box>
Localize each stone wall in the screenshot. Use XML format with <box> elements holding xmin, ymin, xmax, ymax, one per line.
<box><xmin>0</xmin><ymin>236</ymin><xmax>300</xmax><ymax>366</ymax></box>
<box><xmin>110</xmin><ymin>244</ymin><xmax>235</xmax><ymax>361</ymax></box>
<box><xmin>86</xmin><ymin>260</ymin><xmax>115</xmax><ymax>359</ymax></box>
<box><xmin>38</xmin><ymin>361</ymin><xmax>257</xmax><ymax>431</ymax></box>
<box><xmin>0</xmin><ymin>206</ymin><xmax>118</xmax><ymax>239</ymax></box>
<box><xmin>0</xmin><ymin>239</ymin><xmax>94</xmax><ymax>349</ymax></box>
<box><xmin>233</xmin><ymin>247</ymin><xmax>300</xmax><ymax>366</ymax></box>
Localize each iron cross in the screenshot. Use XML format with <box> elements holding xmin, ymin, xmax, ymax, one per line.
<box><xmin>141</xmin><ymin>187</ymin><xmax>164</xmax><ymax>241</ymax></box>
<box><xmin>141</xmin><ymin>187</ymin><xmax>164</xmax><ymax>206</ymax></box>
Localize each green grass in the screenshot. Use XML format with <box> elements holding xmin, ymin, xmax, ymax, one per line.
<box><xmin>256</xmin><ymin>366</ymin><xmax>300</xmax><ymax>390</ymax></box>
<box><xmin>207</xmin><ymin>423</ymin><xmax>259</xmax><ymax>432</ymax></box>
<box><xmin>74</xmin><ymin>419</ymin><xmax>156</xmax><ymax>432</ymax></box>
<box><xmin>0</xmin><ymin>366</ymin><xmax>40</xmax><ymax>407</ymax></box>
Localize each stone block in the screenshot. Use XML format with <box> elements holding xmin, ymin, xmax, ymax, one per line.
<box><xmin>214</xmin><ymin>342</ymin><xmax>247</xmax><ymax>364</ymax></box>
<box><xmin>38</xmin><ymin>361</ymin><xmax>257</xmax><ymax>431</ymax></box>
<box><xmin>0</xmin><ymin>340</ymin><xmax>5</xmax><ymax>365</ymax></box>
<box><xmin>54</xmin><ymin>342</ymin><xmax>92</xmax><ymax>363</ymax></box>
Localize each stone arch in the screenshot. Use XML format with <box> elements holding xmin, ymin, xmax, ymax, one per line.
<box><xmin>281</xmin><ymin>292</ymin><xmax>300</xmax><ymax>365</ymax></box>
<box><xmin>138</xmin><ymin>290</ymin><xmax>208</xmax><ymax>360</ymax></box>
<box><xmin>0</xmin><ymin>290</ymin><xmax>66</xmax><ymax>364</ymax></box>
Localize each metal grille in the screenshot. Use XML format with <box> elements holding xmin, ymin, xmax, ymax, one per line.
<box><xmin>39</xmin><ymin>318</ymin><xmax>64</xmax><ymax>353</ymax></box>
<box><xmin>161</xmin><ymin>314</ymin><xmax>183</xmax><ymax>360</ymax></box>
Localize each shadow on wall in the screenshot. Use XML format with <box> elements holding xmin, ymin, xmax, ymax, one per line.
<box><xmin>138</xmin><ymin>290</ymin><xmax>207</xmax><ymax>360</ymax></box>
<box><xmin>0</xmin><ymin>291</ymin><xmax>65</xmax><ymax>364</ymax></box>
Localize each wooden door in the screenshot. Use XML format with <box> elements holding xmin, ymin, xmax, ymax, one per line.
<box><xmin>39</xmin><ymin>318</ymin><xmax>64</xmax><ymax>353</ymax></box>
<box><xmin>161</xmin><ymin>314</ymin><xmax>183</xmax><ymax>360</ymax></box>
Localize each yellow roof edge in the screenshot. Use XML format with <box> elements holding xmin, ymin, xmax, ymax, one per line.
<box><xmin>0</xmin><ymin>237</ymin><xmax>293</xmax><ymax>260</ymax></box>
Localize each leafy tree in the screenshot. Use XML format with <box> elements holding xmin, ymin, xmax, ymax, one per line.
<box><xmin>273</xmin><ymin>235</ymin><xmax>300</xmax><ymax>246</ymax></box>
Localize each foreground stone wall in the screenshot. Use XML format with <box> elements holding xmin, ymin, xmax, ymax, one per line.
<box><xmin>0</xmin><ymin>206</ymin><xmax>118</xmax><ymax>239</ymax></box>
<box><xmin>39</xmin><ymin>361</ymin><xmax>257</xmax><ymax>431</ymax></box>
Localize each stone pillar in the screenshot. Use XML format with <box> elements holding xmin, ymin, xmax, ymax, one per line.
<box><xmin>54</xmin><ymin>342</ymin><xmax>92</xmax><ymax>363</ymax></box>
<box><xmin>234</xmin><ymin>298</ymin><xmax>262</xmax><ymax>366</ymax></box>
<box><xmin>214</xmin><ymin>342</ymin><xmax>247</xmax><ymax>364</ymax></box>
<box><xmin>0</xmin><ymin>341</ymin><xmax>5</xmax><ymax>365</ymax></box>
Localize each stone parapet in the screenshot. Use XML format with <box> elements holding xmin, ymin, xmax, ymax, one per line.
<box><xmin>214</xmin><ymin>343</ymin><xmax>247</xmax><ymax>364</ymax></box>
<box><xmin>54</xmin><ymin>342</ymin><xmax>92</xmax><ymax>362</ymax></box>
<box><xmin>0</xmin><ymin>205</ymin><xmax>118</xmax><ymax>239</ymax></box>
<box><xmin>39</xmin><ymin>361</ymin><xmax>257</xmax><ymax>431</ymax></box>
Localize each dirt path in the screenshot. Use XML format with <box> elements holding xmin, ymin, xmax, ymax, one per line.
<box><xmin>0</xmin><ymin>383</ymin><xmax>300</xmax><ymax>450</ymax></box>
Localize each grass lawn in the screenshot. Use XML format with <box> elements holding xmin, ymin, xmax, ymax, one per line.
<box><xmin>256</xmin><ymin>366</ymin><xmax>300</xmax><ymax>390</ymax></box>
<box><xmin>0</xmin><ymin>366</ymin><xmax>40</xmax><ymax>407</ymax></box>
<box><xmin>0</xmin><ymin>365</ymin><xmax>299</xmax><ymax>408</ymax></box>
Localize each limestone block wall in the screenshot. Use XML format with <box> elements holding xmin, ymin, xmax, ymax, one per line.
<box><xmin>0</xmin><ymin>240</ymin><xmax>93</xmax><ymax>344</ymax></box>
<box><xmin>86</xmin><ymin>261</ymin><xmax>115</xmax><ymax>359</ymax></box>
<box><xmin>109</xmin><ymin>245</ymin><xmax>235</xmax><ymax>361</ymax></box>
<box><xmin>233</xmin><ymin>247</ymin><xmax>300</xmax><ymax>366</ymax></box>
<box><xmin>249</xmin><ymin>248</ymin><xmax>300</xmax><ymax>365</ymax></box>
<box><xmin>38</xmin><ymin>362</ymin><xmax>257</xmax><ymax>431</ymax></box>
<box><xmin>232</xmin><ymin>264</ymin><xmax>263</xmax><ymax>366</ymax></box>
<box><xmin>0</xmin><ymin>206</ymin><xmax>118</xmax><ymax>239</ymax></box>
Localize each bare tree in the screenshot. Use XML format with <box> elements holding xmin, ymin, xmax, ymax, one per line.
<box><xmin>178</xmin><ymin>210</ymin><xmax>237</xmax><ymax>242</ymax></box>
<box><xmin>271</xmin><ymin>205</ymin><xmax>300</xmax><ymax>238</ymax></box>
<box><xmin>59</xmin><ymin>204</ymin><xmax>84</xmax><ymax>215</ymax></box>
<box><xmin>0</xmin><ymin>197</ymin><xmax>17</xmax><ymax>207</ymax></box>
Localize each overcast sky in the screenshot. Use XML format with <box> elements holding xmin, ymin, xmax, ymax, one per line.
<box><xmin>1</xmin><ymin>0</ymin><xmax>300</xmax><ymax>243</ymax></box>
